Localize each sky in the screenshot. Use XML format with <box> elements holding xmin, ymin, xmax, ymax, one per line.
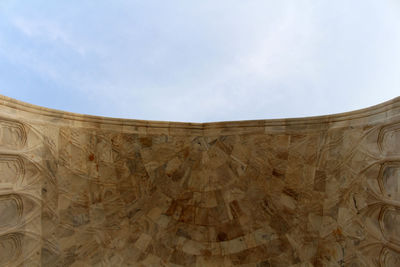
<box><xmin>0</xmin><ymin>0</ymin><xmax>399</xmax><ymax>122</ymax></box>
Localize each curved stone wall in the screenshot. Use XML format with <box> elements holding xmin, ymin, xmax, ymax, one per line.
<box><xmin>1</xmin><ymin>94</ymin><xmax>400</xmax><ymax>266</ymax></box>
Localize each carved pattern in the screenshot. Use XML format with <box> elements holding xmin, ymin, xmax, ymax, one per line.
<box><xmin>0</xmin><ymin>233</ymin><xmax>22</xmax><ymax>266</ymax></box>
<box><xmin>0</xmin><ymin>116</ymin><xmax>51</xmax><ymax>265</ymax></box>
<box><xmin>0</xmin><ymin>118</ymin><xmax>27</xmax><ymax>149</ymax></box>
<box><xmin>2</xmin><ymin>97</ymin><xmax>400</xmax><ymax>265</ymax></box>
<box><xmin>380</xmin><ymin>247</ymin><xmax>400</xmax><ymax>267</ymax></box>
<box><xmin>350</xmin><ymin>122</ymin><xmax>400</xmax><ymax>266</ymax></box>
<box><xmin>0</xmin><ymin>155</ymin><xmax>24</xmax><ymax>185</ymax></box>
<box><xmin>0</xmin><ymin>193</ymin><xmax>39</xmax><ymax>231</ymax></box>
<box><xmin>380</xmin><ymin>206</ymin><xmax>400</xmax><ymax>246</ymax></box>
<box><xmin>0</xmin><ymin>154</ymin><xmax>43</xmax><ymax>189</ymax></box>
<box><xmin>377</xmin><ymin>162</ymin><xmax>400</xmax><ymax>202</ymax></box>
<box><xmin>0</xmin><ymin>232</ymin><xmax>42</xmax><ymax>266</ymax></box>
<box><xmin>0</xmin><ymin>194</ymin><xmax>23</xmax><ymax>228</ymax></box>
<box><xmin>378</xmin><ymin>122</ymin><xmax>400</xmax><ymax>155</ymax></box>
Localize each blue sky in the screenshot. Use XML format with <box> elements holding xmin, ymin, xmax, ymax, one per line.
<box><xmin>0</xmin><ymin>1</ymin><xmax>399</xmax><ymax>122</ymax></box>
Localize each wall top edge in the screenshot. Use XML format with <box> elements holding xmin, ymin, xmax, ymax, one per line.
<box><xmin>1</xmin><ymin>94</ymin><xmax>400</xmax><ymax>130</ymax></box>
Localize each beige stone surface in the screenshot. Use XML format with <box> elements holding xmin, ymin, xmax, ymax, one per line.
<box><xmin>1</xmin><ymin>94</ymin><xmax>400</xmax><ymax>266</ymax></box>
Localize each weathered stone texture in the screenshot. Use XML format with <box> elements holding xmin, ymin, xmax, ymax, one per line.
<box><xmin>1</xmin><ymin>94</ymin><xmax>400</xmax><ymax>266</ymax></box>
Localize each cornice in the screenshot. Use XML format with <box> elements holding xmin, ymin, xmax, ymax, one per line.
<box><xmin>1</xmin><ymin>94</ymin><xmax>399</xmax><ymax>133</ymax></box>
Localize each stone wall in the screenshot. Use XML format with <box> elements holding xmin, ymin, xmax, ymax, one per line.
<box><xmin>1</xmin><ymin>94</ymin><xmax>400</xmax><ymax>266</ymax></box>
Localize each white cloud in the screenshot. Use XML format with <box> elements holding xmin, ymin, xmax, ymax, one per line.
<box><xmin>12</xmin><ymin>17</ymin><xmax>86</xmax><ymax>55</ymax></box>
<box><xmin>0</xmin><ymin>1</ymin><xmax>399</xmax><ymax>122</ymax></box>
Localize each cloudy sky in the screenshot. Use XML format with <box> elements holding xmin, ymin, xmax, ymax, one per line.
<box><xmin>0</xmin><ymin>1</ymin><xmax>399</xmax><ymax>122</ymax></box>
